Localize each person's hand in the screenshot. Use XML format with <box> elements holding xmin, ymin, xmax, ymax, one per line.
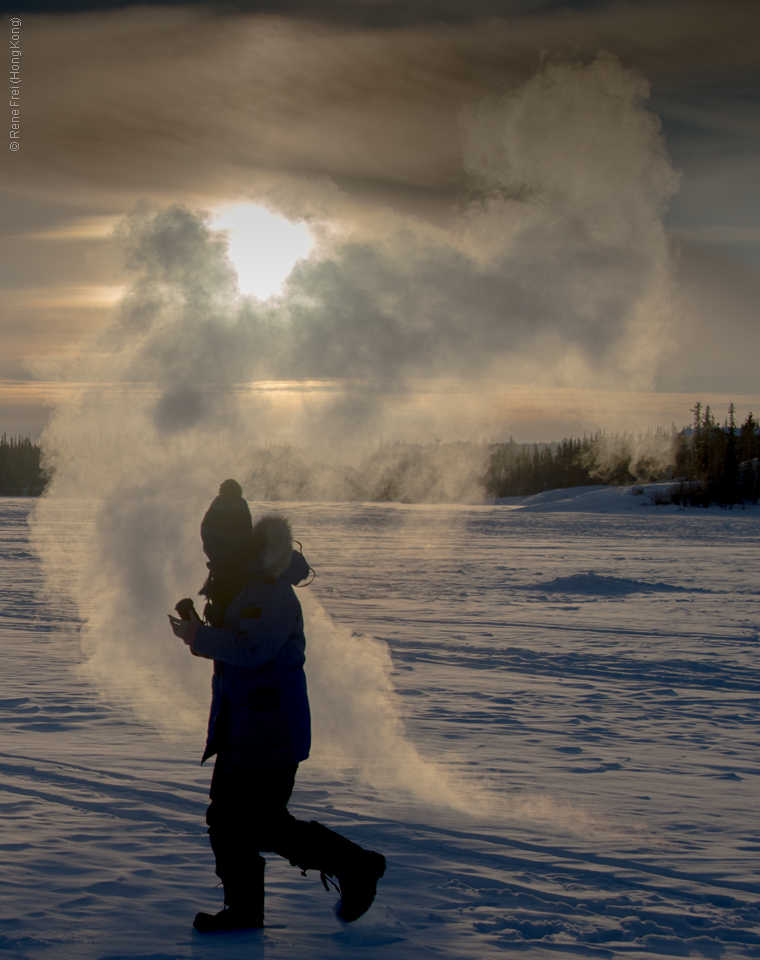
<box><xmin>168</xmin><ymin>614</ymin><xmax>192</xmax><ymax>639</ymax></box>
<box><xmin>168</xmin><ymin>615</ymin><xmax>209</xmax><ymax>657</ymax></box>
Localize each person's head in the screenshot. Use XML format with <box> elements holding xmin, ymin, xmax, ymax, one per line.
<box><xmin>217</xmin><ymin>478</ymin><xmax>243</xmax><ymax>501</ymax></box>
<box><xmin>200</xmin><ymin>479</ymin><xmax>254</xmax><ymax>565</ymax></box>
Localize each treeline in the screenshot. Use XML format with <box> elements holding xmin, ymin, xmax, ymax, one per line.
<box><xmin>485</xmin><ymin>436</ymin><xmax>595</xmax><ymax>496</ymax></box>
<box><xmin>672</xmin><ymin>403</ymin><xmax>760</xmax><ymax>506</ymax></box>
<box><xmin>484</xmin><ymin>430</ymin><xmax>673</xmax><ymax>497</ymax></box>
<box><xmin>3</xmin><ymin>402</ymin><xmax>760</xmax><ymax>505</ymax></box>
<box><xmin>484</xmin><ymin>402</ymin><xmax>760</xmax><ymax>506</ymax></box>
<box><xmin>0</xmin><ymin>435</ymin><xmax>46</xmax><ymax>496</ymax></box>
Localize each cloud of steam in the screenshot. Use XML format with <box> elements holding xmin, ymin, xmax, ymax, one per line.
<box><xmin>583</xmin><ymin>430</ymin><xmax>678</xmax><ymax>484</ymax></box>
<box><xmin>29</xmin><ymin>489</ymin><xmax>469</xmax><ymax>809</ymax></box>
<box><xmin>302</xmin><ymin>594</ymin><xmax>641</xmax><ymax>829</ymax></box>
<box><xmin>459</xmin><ymin>55</ymin><xmax>680</xmax><ymax>388</ymax></box>
<box><xmin>300</xmin><ymin>595</ymin><xmax>469</xmax><ymax>807</ymax></box>
<box><xmin>29</xmin><ymin>55</ymin><xmax>682</xmax><ymax>810</ymax></box>
<box><xmin>242</xmin><ymin>442</ymin><xmax>488</xmax><ymax>503</ymax></box>
<box><xmin>34</xmin><ymin>56</ymin><xmax>680</xmax><ymax>398</ymax></box>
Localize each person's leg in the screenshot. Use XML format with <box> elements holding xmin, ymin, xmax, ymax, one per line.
<box><xmin>208</xmin><ymin>781</ymin><xmax>263</xmax><ymax>900</ymax></box>
<box><xmin>263</xmin><ymin>798</ymin><xmax>386</xmax><ymax>923</ymax></box>
<box><xmin>196</xmin><ymin>762</ymin><xmax>385</xmax><ymax>928</ymax></box>
<box><xmin>194</xmin><ymin>762</ymin><xmax>297</xmax><ymax>932</ymax></box>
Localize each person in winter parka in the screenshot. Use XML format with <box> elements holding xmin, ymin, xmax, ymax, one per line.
<box><xmin>168</xmin><ymin>480</ymin><xmax>385</xmax><ymax>933</ymax></box>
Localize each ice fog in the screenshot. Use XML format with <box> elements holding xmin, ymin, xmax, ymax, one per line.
<box><xmin>30</xmin><ymin>56</ymin><xmax>682</xmax><ymax>810</ymax></box>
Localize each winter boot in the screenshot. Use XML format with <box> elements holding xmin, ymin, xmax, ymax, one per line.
<box><xmin>193</xmin><ymin>905</ymin><xmax>264</xmax><ymax>933</ymax></box>
<box><xmin>332</xmin><ymin>848</ymin><xmax>386</xmax><ymax>922</ymax></box>
<box><xmin>281</xmin><ymin>821</ymin><xmax>386</xmax><ymax>922</ymax></box>
<box><xmin>193</xmin><ymin>856</ymin><xmax>265</xmax><ymax>933</ymax></box>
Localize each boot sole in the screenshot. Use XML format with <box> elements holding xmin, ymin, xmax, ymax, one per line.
<box><xmin>193</xmin><ymin>913</ymin><xmax>265</xmax><ymax>933</ymax></box>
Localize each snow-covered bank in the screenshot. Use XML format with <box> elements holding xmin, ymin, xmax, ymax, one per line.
<box><xmin>479</xmin><ymin>482</ymin><xmax>760</xmax><ymax>514</ymax></box>
<box><xmin>2</xmin><ymin>497</ymin><xmax>760</xmax><ymax>959</ymax></box>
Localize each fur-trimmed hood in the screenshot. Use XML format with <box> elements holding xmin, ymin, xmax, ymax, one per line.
<box><xmin>250</xmin><ymin>514</ymin><xmax>294</xmax><ymax>579</ymax></box>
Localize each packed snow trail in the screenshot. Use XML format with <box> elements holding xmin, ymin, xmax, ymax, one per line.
<box><xmin>2</xmin><ymin>497</ymin><xmax>760</xmax><ymax>959</ymax></box>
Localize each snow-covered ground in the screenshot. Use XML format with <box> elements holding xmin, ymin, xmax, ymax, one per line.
<box><xmin>2</xmin><ymin>492</ymin><xmax>760</xmax><ymax>959</ymax></box>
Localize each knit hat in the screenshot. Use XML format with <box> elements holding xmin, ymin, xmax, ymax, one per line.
<box><xmin>200</xmin><ymin>479</ymin><xmax>254</xmax><ymax>563</ymax></box>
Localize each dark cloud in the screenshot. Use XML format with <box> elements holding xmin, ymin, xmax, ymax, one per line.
<box><xmin>0</xmin><ymin>0</ymin><xmax>687</xmax><ymax>29</ymax></box>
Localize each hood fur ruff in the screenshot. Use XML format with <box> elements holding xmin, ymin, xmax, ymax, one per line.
<box><xmin>252</xmin><ymin>514</ymin><xmax>293</xmax><ymax>579</ymax></box>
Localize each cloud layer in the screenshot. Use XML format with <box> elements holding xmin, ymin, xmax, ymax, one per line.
<box><xmin>7</xmin><ymin>1</ymin><xmax>758</xmax><ymax>206</ymax></box>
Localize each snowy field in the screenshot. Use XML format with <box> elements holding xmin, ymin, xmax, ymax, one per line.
<box><xmin>1</xmin><ymin>493</ymin><xmax>760</xmax><ymax>959</ymax></box>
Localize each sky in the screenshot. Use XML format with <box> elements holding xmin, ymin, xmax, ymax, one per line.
<box><xmin>2</xmin><ymin>0</ymin><xmax>759</xmax><ymax>443</ymax></box>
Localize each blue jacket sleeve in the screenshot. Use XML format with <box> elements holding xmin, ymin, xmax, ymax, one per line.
<box><xmin>192</xmin><ymin>586</ymin><xmax>300</xmax><ymax>667</ymax></box>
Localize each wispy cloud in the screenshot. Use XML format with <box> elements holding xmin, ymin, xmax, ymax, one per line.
<box><xmin>6</xmin><ymin>285</ymin><xmax>126</xmax><ymax>308</ymax></box>
<box><xmin>22</xmin><ymin>216</ymin><xmax>122</xmax><ymax>240</ymax></box>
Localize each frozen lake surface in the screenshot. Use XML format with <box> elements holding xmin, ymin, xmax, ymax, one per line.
<box><xmin>1</xmin><ymin>496</ymin><xmax>760</xmax><ymax>959</ymax></box>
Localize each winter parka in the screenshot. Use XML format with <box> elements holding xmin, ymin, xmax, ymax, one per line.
<box><xmin>192</xmin><ymin>516</ymin><xmax>312</xmax><ymax>770</ymax></box>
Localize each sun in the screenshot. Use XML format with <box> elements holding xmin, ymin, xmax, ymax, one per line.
<box><xmin>213</xmin><ymin>204</ymin><xmax>314</xmax><ymax>299</ymax></box>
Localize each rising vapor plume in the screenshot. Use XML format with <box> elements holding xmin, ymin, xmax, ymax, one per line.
<box><xmin>30</xmin><ymin>56</ymin><xmax>681</xmax><ymax>807</ymax></box>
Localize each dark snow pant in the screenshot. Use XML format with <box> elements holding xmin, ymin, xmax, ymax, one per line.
<box><xmin>206</xmin><ymin>761</ymin><xmax>365</xmax><ymax>916</ymax></box>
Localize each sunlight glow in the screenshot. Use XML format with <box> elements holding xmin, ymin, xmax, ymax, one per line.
<box><xmin>213</xmin><ymin>204</ymin><xmax>314</xmax><ymax>299</ymax></box>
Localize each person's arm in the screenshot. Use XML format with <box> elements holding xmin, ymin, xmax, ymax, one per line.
<box><xmin>191</xmin><ymin>587</ymin><xmax>299</xmax><ymax>668</ymax></box>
